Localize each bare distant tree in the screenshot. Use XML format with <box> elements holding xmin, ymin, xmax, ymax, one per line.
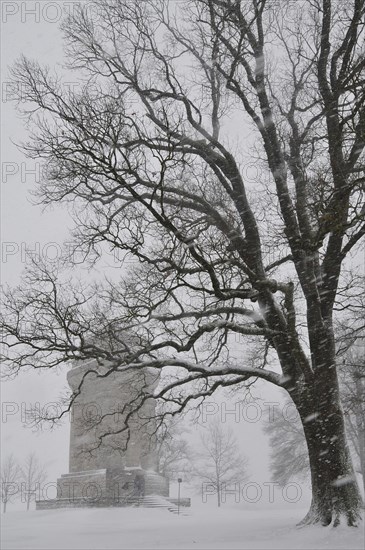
<box><xmin>339</xmin><ymin>346</ymin><xmax>365</xmax><ymax>497</ymax></box>
<box><xmin>156</xmin><ymin>418</ymin><xmax>191</xmax><ymax>480</ymax></box>
<box><xmin>336</xmin><ymin>297</ymin><xmax>365</xmax><ymax>496</ymax></box>
<box><xmin>20</xmin><ymin>453</ymin><xmax>48</xmax><ymax>511</ymax></box>
<box><xmin>1</xmin><ymin>454</ymin><xmax>21</xmax><ymax>513</ymax></box>
<box><xmin>193</xmin><ymin>419</ymin><xmax>249</xmax><ymax>507</ymax></box>
<box><xmin>1</xmin><ymin>0</ymin><xmax>364</xmax><ymax>526</ymax></box>
<box><xmin>263</xmin><ymin>397</ymin><xmax>310</xmax><ymax>487</ymax></box>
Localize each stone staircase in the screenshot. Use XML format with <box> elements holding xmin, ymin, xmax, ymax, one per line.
<box><xmin>130</xmin><ymin>494</ymin><xmax>189</xmax><ymax>515</ymax></box>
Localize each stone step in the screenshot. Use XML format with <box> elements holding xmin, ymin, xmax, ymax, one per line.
<box><xmin>129</xmin><ymin>495</ymin><xmax>189</xmax><ymax>515</ymax></box>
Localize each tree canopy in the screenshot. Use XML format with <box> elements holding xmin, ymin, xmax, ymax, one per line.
<box><xmin>1</xmin><ymin>0</ymin><xmax>364</xmax><ymax>527</ymax></box>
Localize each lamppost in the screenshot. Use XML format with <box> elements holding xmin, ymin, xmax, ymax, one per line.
<box><xmin>177</xmin><ymin>478</ymin><xmax>182</xmax><ymax>515</ymax></box>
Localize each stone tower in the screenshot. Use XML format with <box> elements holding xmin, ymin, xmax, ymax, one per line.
<box><xmin>37</xmin><ymin>359</ymin><xmax>169</xmax><ymax>509</ymax></box>
<box><xmin>67</xmin><ymin>360</ymin><xmax>160</xmax><ymax>472</ymax></box>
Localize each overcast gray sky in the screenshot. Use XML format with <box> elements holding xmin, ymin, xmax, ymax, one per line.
<box><xmin>1</xmin><ymin>0</ymin><xmax>78</xmax><ymax>491</ymax></box>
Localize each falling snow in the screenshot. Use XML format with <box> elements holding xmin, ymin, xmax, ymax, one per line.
<box><xmin>303</xmin><ymin>413</ymin><xmax>320</xmax><ymax>423</ymax></box>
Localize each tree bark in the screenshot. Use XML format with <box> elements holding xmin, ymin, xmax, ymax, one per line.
<box><xmin>291</xmin><ymin>371</ymin><xmax>363</xmax><ymax>526</ymax></box>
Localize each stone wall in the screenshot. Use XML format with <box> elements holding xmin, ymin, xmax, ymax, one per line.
<box><xmin>67</xmin><ymin>361</ymin><xmax>159</xmax><ymax>472</ymax></box>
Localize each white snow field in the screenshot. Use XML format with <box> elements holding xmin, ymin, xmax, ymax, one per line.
<box><xmin>2</xmin><ymin>504</ymin><xmax>364</xmax><ymax>550</ymax></box>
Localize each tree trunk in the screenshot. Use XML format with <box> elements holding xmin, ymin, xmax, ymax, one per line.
<box><xmin>291</xmin><ymin>373</ymin><xmax>363</xmax><ymax>526</ymax></box>
<box><xmin>3</xmin><ymin>500</ymin><xmax>6</xmax><ymax>514</ymax></box>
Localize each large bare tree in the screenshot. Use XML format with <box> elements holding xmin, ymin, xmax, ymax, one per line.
<box><xmin>1</xmin><ymin>0</ymin><xmax>364</xmax><ymax>526</ymax></box>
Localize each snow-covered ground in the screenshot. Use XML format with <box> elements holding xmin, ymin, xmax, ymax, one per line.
<box><xmin>2</xmin><ymin>503</ymin><xmax>364</xmax><ymax>550</ymax></box>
